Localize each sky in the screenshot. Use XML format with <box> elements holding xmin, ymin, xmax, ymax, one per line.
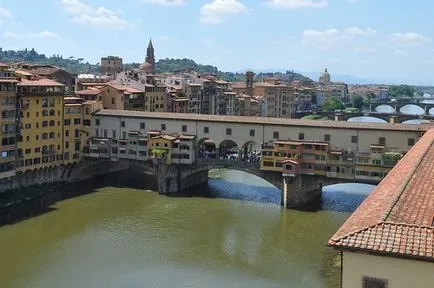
<box><xmin>0</xmin><ymin>0</ymin><xmax>433</xmax><ymax>84</ymax></box>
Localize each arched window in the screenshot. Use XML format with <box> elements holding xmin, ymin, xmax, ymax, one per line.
<box><xmin>49</xmin><ymin>120</ymin><xmax>55</xmax><ymax>127</ymax></box>
<box><xmin>42</xmin><ymin>110</ymin><xmax>48</xmax><ymax>117</ymax></box>
<box><xmin>42</xmin><ymin>133</ymin><xmax>48</xmax><ymax>139</ymax></box>
<box><xmin>49</xmin><ymin>98</ymin><xmax>55</xmax><ymax>107</ymax></box>
<box><xmin>42</xmin><ymin>121</ymin><xmax>48</xmax><ymax>127</ymax></box>
<box><xmin>49</xmin><ymin>109</ymin><xmax>55</xmax><ymax>116</ymax></box>
<box><xmin>42</xmin><ymin>98</ymin><xmax>48</xmax><ymax>108</ymax></box>
<box><xmin>49</xmin><ymin>132</ymin><xmax>55</xmax><ymax>139</ymax></box>
<box><xmin>42</xmin><ymin>146</ymin><xmax>48</xmax><ymax>153</ymax></box>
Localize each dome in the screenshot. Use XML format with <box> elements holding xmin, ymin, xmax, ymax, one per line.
<box><xmin>319</xmin><ymin>68</ymin><xmax>331</xmax><ymax>83</ymax></box>
<box><xmin>139</xmin><ymin>61</ymin><xmax>153</xmax><ymax>72</ymax></box>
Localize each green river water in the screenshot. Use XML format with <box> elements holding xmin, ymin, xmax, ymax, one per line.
<box><xmin>0</xmin><ymin>170</ymin><xmax>373</xmax><ymax>288</ymax></box>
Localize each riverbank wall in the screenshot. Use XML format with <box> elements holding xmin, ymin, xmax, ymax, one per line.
<box><xmin>0</xmin><ymin>169</ymin><xmax>158</xmax><ymax>226</ymax></box>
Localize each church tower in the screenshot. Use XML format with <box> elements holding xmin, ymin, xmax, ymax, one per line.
<box><xmin>145</xmin><ymin>38</ymin><xmax>155</xmax><ymax>71</ymax></box>
<box><xmin>245</xmin><ymin>70</ymin><xmax>254</xmax><ymax>96</ymax></box>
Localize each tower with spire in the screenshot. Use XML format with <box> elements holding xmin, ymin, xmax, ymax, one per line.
<box><xmin>139</xmin><ymin>38</ymin><xmax>156</xmax><ymax>73</ymax></box>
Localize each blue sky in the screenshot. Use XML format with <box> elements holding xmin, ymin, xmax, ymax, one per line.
<box><xmin>0</xmin><ymin>0</ymin><xmax>433</xmax><ymax>84</ymax></box>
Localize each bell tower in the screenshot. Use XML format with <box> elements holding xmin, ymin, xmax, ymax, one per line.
<box><xmin>246</xmin><ymin>70</ymin><xmax>254</xmax><ymax>96</ymax></box>
<box><xmin>145</xmin><ymin>38</ymin><xmax>155</xmax><ymax>71</ymax></box>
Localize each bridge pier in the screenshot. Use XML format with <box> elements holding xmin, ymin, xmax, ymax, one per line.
<box><xmin>282</xmin><ymin>175</ymin><xmax>331</xmax><ymax>208</ymax></box>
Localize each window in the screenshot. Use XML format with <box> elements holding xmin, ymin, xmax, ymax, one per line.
<box><xmin>95</xmin><ymin>119</ymin><xmax>100</xmax><ymax>126</ymax></box>
<box><xmin>204</xmin><ymin>127</ymin><xmax>209</xmax><ymax>134</ymax></box>
<box><xmin>49</xmin><ymin>109</ymin><xmax>55</xmax><ymax>116</ymax></box>
<box><xmin>25</xmin><ymin>123</ymin><xmax>31</xmax><ymax>129</ymax></box>
<box><xmin>83</xmin><ymin>119</ymin><xmax>91</xmax><ymax>126</ymax></box>
<box><xmin>25</xmin><ymin>148</ymin><xmax>31</xmax><ymax>154</ymax></box>
<box><xmin>299</xmin><ymin>133</ymin><xmax>304</xmax><ymax>140</ymax></box>
<box><xmin>161</xmin><ymin>124</ymin><xmax>166</xmax><ymax>131</ymax></box>
<box><xmin>112</xmin><ymin>130</ymin><xmax>117</xmax><ymax>139</ymax></box>
<box><xmin>74</xmin><ymin>119</ymin><xmax>81</xmax><ymax>125</ymax></box>
<box><xmin>64</xmin><ymin>119</ymin><xmax>71</xmax><ymax>126</ymax></box>
<box><xmin>49</xmin><ymin>120</ymin><xmax>55</xmax><ymax>127</ymax></box>
<box><xmin>140</xmin><ymin>122</ymin><xmax>145</xmax><ymax>129</ymax></box>
<box><xmin>182</xmin><ymin>125</ymin><xmax>187</xmax><ymax>133</ymax></box>
<box><xmin>379</xmin><ymin>137</ymin><xmax>386</xmax><ymax>146</ymax></box>
<box><xmin>273</xmin><ymin>131</ymin><xmax>279</xmax><ymax>139</ymax></box>
<box><xmin>49</xmin><ymin>132</ymin><xmax>55</xmax><ymax>139</ymax></box>
<box><xmin>250</xmin><ymin>129</ymin><xmax>255</xmax><ymax>136</ymax></box>
<box><xmin>65</xmin><ymin>142</ymin><xmax>69</xmax><ymax>149</ymax></box>
<box><xmin>65</xmin><ymin>130</ymin><xmax>69</xmax><ymax>137</ymax></box>
<box><xmin>103</xmin><ymin>129</ymin><xmax>107</xmax><ymax>138</ymax></box>
<box><xmin>408</xmin><ymin>138</ymin><xmax>415</xmax><ymax>146</ymax></box>
<box><xmin>121</xmin><ymin>121</ymin><xmax>125</xmax><ymax>128</ymax></box>
<box><xmin>324</xmin><ymin>134</ymin><xmax>330</xmax><ymax>142</ymax></box>
<box><xmin>226</xmin><ymin>128</ymin><xmax>232</xmax><ymax>136</ymax></box>
<box><xmin>111</xmin><ymin>97</ymin><xmax>115</xmax><ymax>104</ymax></box>
<box><xmin>42</xmin><ymin>133</ymin><xmax>48</xmax><ymax>139</ymax></box>
<box><xmin>362</xmin><ymin>276</ymin><xmax>388</xmax><ymax>288</ymax></box>
<box><xmin>351</xmin><ymin>135</ymin><xmax>358</xmax><ymax>143</ymax></box>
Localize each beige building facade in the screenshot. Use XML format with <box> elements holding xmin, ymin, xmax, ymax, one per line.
<box><xmin>92</xmin><ymin>110</ymin><xmax>427</xmax><ymax>156</ymax></box>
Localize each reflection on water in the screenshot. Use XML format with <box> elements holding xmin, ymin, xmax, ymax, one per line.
<box><xmin>347</xmin><ymin>116</ymin><xmax>387</xmax><ymax>123</ymax></box>
<box><xmin>0</xmin><ymin>170</ymin><xmax>373</xmax><ymax>288</ymax></box>
<box><xmin>400</xmin><ymin>104</ymin><xmax>425</xmax><ymax>115</ymax></box>
<box><xmin>375</xmin><ymin>104</ymin><xmax>395</xmax><ymax>114</ymax></box>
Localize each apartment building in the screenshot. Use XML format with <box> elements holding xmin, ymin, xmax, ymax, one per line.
<box><xmin>0</xmin><ymin>63</ymin><xmax>18</xmax><ymax>179</ymax></box>
<box><xmin>16</xmin><ymin>78</ymin><xmax>65</xmax><ymax>171</ymax></box>
<box><xmin>185</xmin><ymin>83</ymin><xmax>202</xmax><ymax>114</ymax></box>
<box><xmin>63</xmin><ymin>97</ymin><xmax>84</xmax><ymax>163</ymax></box>
<box><xmin>144</xmin><ymin>84</ymin><xmax>166</xmax><ymax>112</ymax></box>
<box><xmin>255</xmin><ymin>83</ymin><xmax>294</xmax><ymax>118</ymax></box>
<box><xmin>260</xmin><ymin>137</ymin><xmax>401</xmax><ymax>183</ymax></box>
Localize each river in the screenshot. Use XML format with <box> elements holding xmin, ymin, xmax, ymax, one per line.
<box><xmin>0</xmin><ymin>170</ymin><xmax>373</xmax><ymax>288</ymax></box>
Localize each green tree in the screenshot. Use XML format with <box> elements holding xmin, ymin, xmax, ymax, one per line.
<box><xmin>321</xmin><ymin>97</ymin><xmax>345</xmax><ymax>112</ymax></box>
<box><xmin>351</xmin><ymin>94</ymin><xmax>364</xmax><ymax>109</ymax></box>
<box><xmin>388</xmin><ymin>85</ymin><xmax>416</xmax><ymax>99</ymax></box>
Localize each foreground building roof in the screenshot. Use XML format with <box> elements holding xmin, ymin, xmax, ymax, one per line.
<box><xmin>94</xmin><ymin>109</ymin><xmax>433</xmax><ymax>132</ymax></box>
<box><xmin>328</xmin><ymin>129</ymin><xmax>434</xmax><ymax>262</ymax></box>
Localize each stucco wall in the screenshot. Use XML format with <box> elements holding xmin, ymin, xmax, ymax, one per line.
<box><xmin>93</xmin><ymin>115</ymin><xmax>419</xmax><ymax>154</ymax></box>
<box><xmin>343</xmin><ymin>251</ymin><xmax>434</xmax><ymax>288</ymax></box>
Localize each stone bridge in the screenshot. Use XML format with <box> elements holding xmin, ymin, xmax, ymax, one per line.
<box><xmin>123</xmin><ymin>158</ymin><xmax>373</xmax><ymax>208</ymax></box>
<box><xmin>294</xmin><ymin>111</ymin><xmax>434</xmax><ymax>123</ymax></box>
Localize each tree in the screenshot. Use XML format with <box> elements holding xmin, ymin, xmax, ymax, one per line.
<box><xmin>388</xmin><ymin>85</ymin><xmax>416</xmax><ymax>99</ymax></box>
<box><xmin>321</xmin><ymin>97</ymin><xmax>345</xmax><ymax>112</ymax></box>
<box><xmin>351</xmin><ymin>94</ymin><xmax>364</xmax><ymax>109</ymax></box>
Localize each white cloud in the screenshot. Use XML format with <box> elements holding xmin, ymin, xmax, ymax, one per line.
<box><xmin>0</xmin><ymin>7</ymin><xmax>12</xmax><ymax>18</ymax></box>
<box><xmin>302</xmin><ymin>27</ymin><xmax>376</xmax><ymax>49</ymax></box>
<box><xmin>143</xmin><ymin>0</ymin><xmax>185</xmax><ymax>6</ymax></box>
<box><xmin>4</xmin><ymin>31</ymin><xmax>21</xmax><ymax>39</ymax></box>
<box><xmin>391</xmin><ymin>32</ymin><xmax>430</xmax><ymax>47</ymax></box>
<box><xmin>393</xmin><ymin>49</ymin><xmax>409</xmax><ymax>57</ymax></box>
<box><xmin>265</xmin><ymin>0</ymin><xmax>328</xmax><ymax>9</ymax></box>
<box><xmin>200</xmin><ymin>0</ymin><xmax>248</xmax><ymax>24</ymax></box>
<box><xmin>33</xmin><ymin>31</ymin><xmax>61</xmax><ymax>39</ymax></box>
<box><xmin>60</xmin><ymin>0</ymin><xmax>129</xmax><ymax>29</ymax></box>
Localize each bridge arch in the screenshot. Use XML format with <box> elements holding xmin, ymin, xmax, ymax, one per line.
<box><xmin>240</xmin><ymin>140</ymin><xmax>260</xmax><ymax>161</ymax></box>
<box><xmin>197</xmin><ymin>137</ymin><xmax>217</xmax><ymax>158</ymax></box>
<box><xmin>218</xmin><ymin>139</ymin><xmax>240</xmax><ymax>159</ymax></box>
<box><xmin>399</xmin><ymin>104</ymin><xmax>424</xmax><ymax>115</ymax></box>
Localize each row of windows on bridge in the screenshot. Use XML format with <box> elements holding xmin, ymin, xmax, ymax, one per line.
<box><xmin>94</xmin><ymin>120</ymin><xmax>417</xmax><ymax>146</ymax></box>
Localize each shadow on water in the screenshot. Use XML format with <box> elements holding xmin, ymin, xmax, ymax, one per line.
<box><xmin>171</xmin><ymin>170</ymin><xmax>375</xmax><ymax>213</ymax></box>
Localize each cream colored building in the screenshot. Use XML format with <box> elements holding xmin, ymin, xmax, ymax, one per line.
<box><xmin>92</xmin><ymin>110</ymin><xmax>429</xmax><ymax>160</ymax></box>
<box><xmin>328</xmin><ymin>129</ymin><xmax>434</xmax><ymax>288</ymax></box>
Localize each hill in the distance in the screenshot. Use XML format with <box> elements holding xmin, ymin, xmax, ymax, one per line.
<box><xmin>0</xmin><ymin>48</ymin><xmax>310</xmax><ymax>82</ymax></box>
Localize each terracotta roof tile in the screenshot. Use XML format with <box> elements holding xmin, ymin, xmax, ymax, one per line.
<box><xmin>76</xmin><ymin>89</ymin><xmax>101</xmax><ymax>96</ymax></box>
<box><xmin>18</xmin><ymin>78</ymin><xmax>64</xmax><ymax>87</ymax></box>
<box><xmin>328</xmin><ymin>129</ymin><xmax>434</xmax><ymax>262</ymax></box>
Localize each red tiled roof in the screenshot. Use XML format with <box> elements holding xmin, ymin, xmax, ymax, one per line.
<box><xmin>328</xmin><ymin>129</ymin><xmax>434</xmax><ymax>262</ymax></box>
<box><xmin>76</xmin><ymin>89</ymin><xmax>101</xmax><ymax>95</ymax></box>
<box><xmin>18</xmin><ymin>78</ymin><xmax>64</xmax><ymax>87</ymax></box>
<box><xmin>0</xmin><ymin>62</ymin><xmax>9</xmax><ymax>68</ymax></box>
